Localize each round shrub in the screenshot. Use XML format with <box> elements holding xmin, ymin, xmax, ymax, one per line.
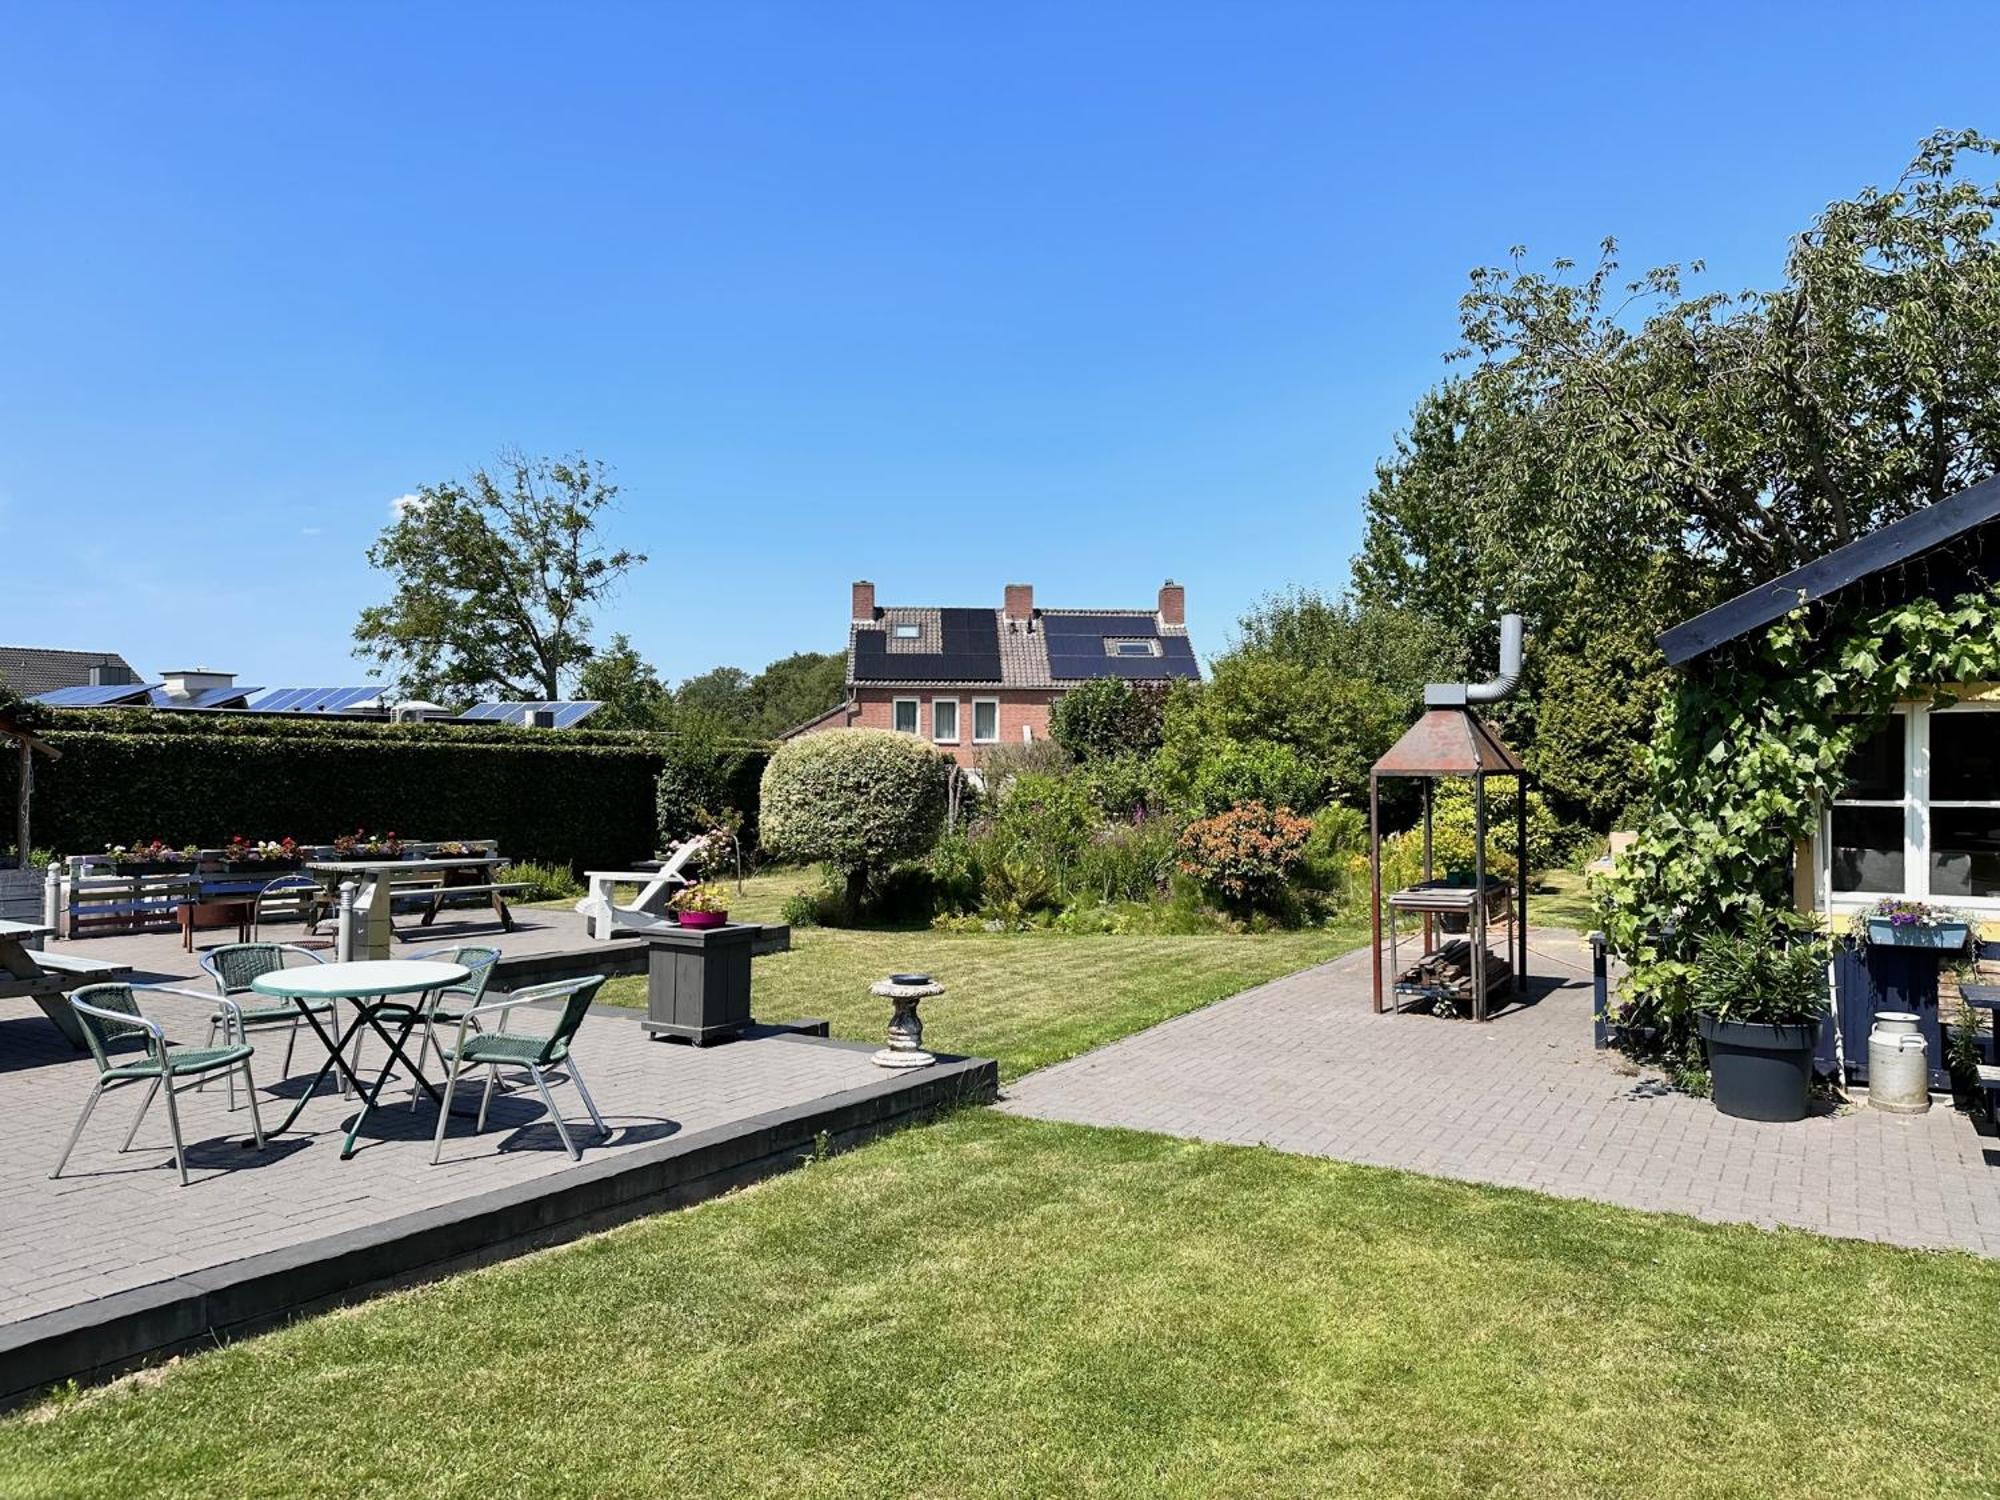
<box><xmin>1176</xmin><ymin>800</ymin><xmax>1313</xmax><ymax>914</ymax></box>
<box><xmin>759</xmin><ymin>730</ymin><xmax>951</xmax><ymax>903</ymax></box>
<box><xmin>1171</xmin><ymin>738</ymin><xmax>1328</xmax><ymax>818</ymax></box>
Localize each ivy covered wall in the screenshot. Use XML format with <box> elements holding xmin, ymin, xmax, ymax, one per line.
<box><xmin>1597</xmin><ymin>581</ymin><xmax>2000</xmax><ymax>1028</ymax></box>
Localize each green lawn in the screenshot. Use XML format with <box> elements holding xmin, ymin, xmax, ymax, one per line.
<box><xmin>593</xmin><ymin>866</ymin><xmax>1363</xmax><ymax>1080</ymax></box>
<box><xmin>1527</xmin><ymin>867</ymin><xmax>1599</xmax><ymax>932</ymax></box>
<box><xmin>5</xmin><ymin>1110</ymin><xmax>1992</xmax><ymax>1499</ymax></box>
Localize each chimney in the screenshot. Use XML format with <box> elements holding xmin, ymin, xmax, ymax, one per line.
<box><xmin>1158</xmin><ymin>579</ymin><xmax>1185</xmax><ymax>627</ymax></box>
<box><xmin>851</xmin><ymin>580</ymin><xmax>877</xmax><ymax>622</ymax></box>
<box><xmin>1004</xmin><ymin>582</ymin><xmax>1035</xmax><ymax>623</ymax></box>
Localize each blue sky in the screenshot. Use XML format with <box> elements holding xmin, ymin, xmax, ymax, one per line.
<box><xmin>4</xmin><ymin>1</ymin><xmax>1998</xmax><ymax>692</ymax></box>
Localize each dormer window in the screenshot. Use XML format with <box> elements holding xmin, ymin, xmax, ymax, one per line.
<box><xmin>1106</xmin><ymin>638</ymin><xmax>1160</xmax><ymax>658</ymax></box>
<box><xmin>892</xmin><ymin>623</ymin><xmax>921</xmax><ymax>639</ymax></box>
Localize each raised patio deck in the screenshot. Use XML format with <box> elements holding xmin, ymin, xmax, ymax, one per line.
<box><xmin>0</xmin><ymin>982</ymin><xmax>994</xmax><ymax>1405</ymax></box>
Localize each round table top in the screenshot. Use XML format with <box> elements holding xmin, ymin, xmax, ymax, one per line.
<box><xmin>250</xmin><ymin>959</ymin><xmax>470</xmax><ymax>1000</ymax></box>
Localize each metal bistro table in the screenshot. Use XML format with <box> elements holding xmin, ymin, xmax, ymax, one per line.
<box><xmin>253</xmin><ymin>958</ymin><xmax>469</xmax><ymax>1159</ymax></box>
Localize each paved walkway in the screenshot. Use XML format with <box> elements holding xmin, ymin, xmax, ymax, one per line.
<box><xmin>1001</xmin><ymin>933</ymin><xmax>2000</xmax><ymax>1257</ymax></box>
<box><xmin>0</xmin><ymin>993</ymin><xmax>886</xmax><ymax>1326</ymax></box>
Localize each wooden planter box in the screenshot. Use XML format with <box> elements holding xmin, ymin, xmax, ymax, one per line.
<box><xmin>112</xmin><ymin>861</ymin><xmax>192</xmax><ymax>877</ymax></box>
<box><xmin>216</xmin><ymin>860</ymin><xmax>299</xmax><ymax>876</ymax></box>
<box><xmin>639</xmin><ymin>923</ymin><xmax>784</xmax><ymax>1046</ymax></box>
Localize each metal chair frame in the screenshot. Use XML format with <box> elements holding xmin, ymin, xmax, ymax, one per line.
<box><xmin>53</xmin><ymin>984</ymin><xmax>266</xmax><ymax>1186</ymax></box>
<box><xmin>198</xmin><ymin>943</ymin><xmax>342</xmax><ymax>1109</ymax></box>
<box><xmin>430</xmin><ymin>976</ymin><xmax>610</xmax><ymax>1164</ymax></box>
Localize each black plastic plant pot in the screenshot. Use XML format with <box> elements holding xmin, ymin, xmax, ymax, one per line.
<box><xmin>1697</xmin><ymin>1013</ymin><xmax>1818</xmax><ymax>1122</ymax></box>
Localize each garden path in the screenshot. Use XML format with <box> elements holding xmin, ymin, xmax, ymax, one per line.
<box><xmin>1001</xmin><ymin>932</ymin><xmax>2000</xmax><ymax>1257</ymax></box>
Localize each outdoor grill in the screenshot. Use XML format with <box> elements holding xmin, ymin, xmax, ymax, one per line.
<box><xmin>1369</xmin><ymin>616</ymin><xmax>1532</xmax><ymax>1022</ymax></box>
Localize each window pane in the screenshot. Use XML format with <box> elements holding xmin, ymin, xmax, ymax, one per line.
<box><xmin>1931</xmin><ymin>807</ymin><xmax>2000</xmax><ymax>899</ymax></box>
<box><xmin>1930</xmin><ymin>713</ymin><xmax>1996</xmax><ymax>802</ymax></box>
<box><xmin>1837</xmin><ymin>718</ymin><xmax>1902</xmax><ymax>801</ymax></box>
<box><xmin>1830</xmin><ymin>806</ymin><xmax>1904</xmax><ymax>893</ymax></box>
<box><xmin>893</xmin><ymin>701</ymin><xmax>917</xmax><ymax>733</ymax></box>
<box><xmin>974</xmin><ymin>701</ymin><xmax>997</xmax><ymax>741</ymax></box>
<box><xmin>933</xmin><ymin>700</ymin><xmax>957</xmax><ymax>740</ymax></box>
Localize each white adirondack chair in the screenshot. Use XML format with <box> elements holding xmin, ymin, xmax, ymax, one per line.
<box><xmin>576</xmin><ymin>836</ymin><xmax>711</xmax><ymax>939</ymax></box>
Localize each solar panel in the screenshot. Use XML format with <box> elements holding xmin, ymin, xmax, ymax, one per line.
<box><xmin>247</xmin><ymin>686</ymin><xmax>385</xmax><ymax>713</ymax></box>
<box><xmin>1043</xmin><ymin>615</ymin><xmax>1201</xmax><ymax>682</ymax></box>
<box><xmin>145</xmin><ymin>685</ymin><xmax>260</xmax><ymax>709</ymax></box>
<box><xmin>32</xmin><ymin>683</ymin><xmax>158</xmax><ymax>707</ymax></box>
<box><xmin>851</xmin><ymin>609</ymin><xmax>1002</xmax><ymax>683</ymax></box>
<box><xmin>461</xmin><ymin>700</ymin><xmax>603</xmax><ymax>727</ymax></box>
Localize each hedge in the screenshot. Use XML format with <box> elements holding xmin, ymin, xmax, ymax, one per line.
<box><xmin>0</xmin><ymin>710</ymin><xmax>765</xmax><ymax>872</ymax></box>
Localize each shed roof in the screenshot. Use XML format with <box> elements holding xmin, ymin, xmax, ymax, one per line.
<box><xmin>1658</xmin><ymin>475</ymin><xmax>2000</xmax><ymax>667</ymax></box>
<box><xmin>1372</xmin><ymin>708</ymin><xmax>1525</xmax><ymax>778</ymax></box>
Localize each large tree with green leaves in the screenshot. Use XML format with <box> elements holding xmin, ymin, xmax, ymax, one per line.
<box><xmin>577</xmin><ymin>633</ymin><xmax>672</xmax><ymax>730</ymax></box>
<box><xmin>1352</xmin><ymin>130</ymin><xmax>2000</xmax><ymax>822</ymax></box>
<box><xmin>354</xmin><ymin>451</ymin><xmax>645</xmax><ymax>701</ymax></box>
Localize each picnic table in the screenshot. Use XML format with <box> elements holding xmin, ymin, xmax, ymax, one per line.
<box><xmin>254</xmin><ymin>958</ymin><xmax>470</xmax><ymax>1159</ymax></box>
<box><xmin>0</xmin><ymin>916</ymin><xmax>130</xmax><ymax>1048</ymax></box>
<box><xmin>306</xmin><ymin>856</ymin><xmax>525</xmax><ymax>960</ymax></box>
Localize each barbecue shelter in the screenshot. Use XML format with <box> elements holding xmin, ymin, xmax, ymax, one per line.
<box><xmin>1369</xmin><ymin>705</ymin><xmax>1530</xmax><ymax>1021</ymax></box>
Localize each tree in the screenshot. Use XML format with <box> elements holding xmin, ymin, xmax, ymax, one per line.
<box><xmin>670</xmin><ymin>667</ymin><xmax>754</xmax><ymax>731</ymax></box>
<box><xmin>745</xmin><ymin>651</ymin><xmax>846</xmax><ymax>737</ymax></box>
<box><xmin>1349</xmin><ymin>130</ymin><xmax>2000</xmax><ymax>824</ymax></box>
<box><xmin>1048</xmin><ymin>679</ymin><xmax>1169</xmax><ymax>763</ymax></box>
<box><xmin>577</xmin><ymin>634</ymin><xmax>671</xmax><ymax>730</ymax></box>
<box><xmin>354</xmin><ymin>451</ymin><xmax>645</xmax><ymax>700</ymax></box>
<box><xmin>759</xmin><ymin>729</ymin><xmax>950</xmax><ymax>909</ymax></box>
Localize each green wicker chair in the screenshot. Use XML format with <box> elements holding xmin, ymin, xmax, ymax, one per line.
<box><xmin>392</xmin><ymin>946</ymin><xmax>502</xmax><ymax>1110</ymax></box>
<box><xmin>430</xmin><ymin>975</ymin><xmax>609</xmax><ymax>1164</ymax></box>
<box><xmin>54</xmin><ymin>983</ymin><xmax>265</xmax><ymax>1186</ymax></box>
<box><xmin>199</xmin><ymin>942</ymin><xmax>340</xmax><ymax>1108</ymax></box>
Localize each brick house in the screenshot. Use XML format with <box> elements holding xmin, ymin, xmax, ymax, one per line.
<box><xmin>787</xmin><ymin>580</ymin><xmax>1200</xmax><ymax>766</ymax></box>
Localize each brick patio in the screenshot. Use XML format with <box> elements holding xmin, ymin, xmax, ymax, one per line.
<box><xmin>0</xmin><ymin>978</ymin><xmax>994</xmax><ymax>1400</ymax></box>
<box><xmin>1001</xmin><ymin>932</ymin><xmax>2000</xmax><ymax>1257</ymax></box>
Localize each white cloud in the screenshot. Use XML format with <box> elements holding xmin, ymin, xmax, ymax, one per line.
<box><xmin>300</xmin><ymin>526</ymin><xmax>324</xmax><ymax>537</ymax></box>
<box><xmin>391</xmin><ymin>492</ymin><xmax>424</xmax><ymax>518</ymax></box>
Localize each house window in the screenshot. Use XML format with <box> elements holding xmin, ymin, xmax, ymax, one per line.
<box><xmin>892</xmin><ymin>623</ymin><xmax>921</xmax><ymax>640</ymax></box>
<box><xmin>1929</xmin><ymin>707</ymin><xmax>2000</xmax><ymax>899</ymax></box>
<box><xmin>1105</xmin><ymin>638</ymin><xmax>1160</xmax><ymax>658</ymax></box>
<box><xmin>1829</xmin><ymin>715</ymin><xmax>1906</xmax><ymax>895</ymax></box>
<box><xmin>1827</xmin><ymin>704</ymin><xmax>2000</xmax><ymax>905</ymax></box>
<box><xmin>932</xmin><ymin>699</ymin><xmax>960</xmax><ymax>743</ymax></box>
<box><xmin>892</xmin><ymin>698</ymin><xmax>918</xmax><ymax>734</ymax></box>
<box><xmin>972</xmin><ymin>699</ymin><xmax>999</xmax><ymax>743</ymax></box>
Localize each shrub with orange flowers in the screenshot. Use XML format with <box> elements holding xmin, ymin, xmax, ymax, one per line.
<box><xmin>1175</xmin><ymin>799</ymin><xmax>1312</xmax><ymax>913</ymax></box>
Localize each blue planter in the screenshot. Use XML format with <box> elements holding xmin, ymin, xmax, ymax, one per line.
<box><xmin>1865</xmin><ymin>919</ymin><xmax>1969</xmax><ymax>950</ymax></box>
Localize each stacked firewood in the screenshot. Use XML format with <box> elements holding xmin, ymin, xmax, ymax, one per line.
<box><xmin>1395</xmin><ymin>939</ymin><xmax>1511</xmax><ymax>1002</ymax></box>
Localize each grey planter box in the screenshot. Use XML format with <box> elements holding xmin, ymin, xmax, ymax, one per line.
<box><xmin>1865</xmin><ymin>918</ymin><xmax>1969</xmax><ymax>950</ymax></box>
<box><xmin>639</xmin><ymin>922</ymin><xmax>790</xmax><ymax>1045</ymax></box>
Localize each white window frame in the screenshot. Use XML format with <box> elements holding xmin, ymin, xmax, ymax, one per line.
<box><xmin>931</xmin><ymin>698</ymin><xmax>960</xmax><ymax>744</ymax></box>
<box><xmin>972</xmin><ymin>697</ymin><xmax>1000</xmax><ymax>744</ymax></box>
<box><xmin>892</xmin><ymin>623</ymin><xmax>921</xmax><ymax>640</ymax></box>
<box><xmin>1822</xmin><ymin>701</ymin><xmax>2000</xmax><ymax>915</ymax></box>
<box><xmin>891</xmin><ymin>697</ymin><xmax>919</xmax><ymax>735</ymax></box>
<box><xmin>1105</xmin><ymin>638</ymin><xmax>1161</xmax><ymax>658</ymax></box>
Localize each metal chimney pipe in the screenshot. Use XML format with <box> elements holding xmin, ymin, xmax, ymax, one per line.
<box><xmin>1424</xmin><ymin>613</ymin><xmax>1524</xmax><ymax>707</ymax></box>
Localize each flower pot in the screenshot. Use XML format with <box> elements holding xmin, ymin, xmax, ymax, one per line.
<box><xmin>676</xmin><ymin>910</ymin><xmax>728</xmax><ymax>929</ymax></box>
<box><xmin>113</xmin><ymin>861</ymin><xmax>188</xmax><ymax>877</ymax></box>
<box><xmin>1865</xmin><ymin>918</ymin><xmax>1969</xmax><ymax>950</ymax></box>
<box><xmin>218</xmin><ymin>859</ymin><xmax>298</xmax><ymax>875</ymax></box>
<box><xmin>1697</xmin><ymin>1012</ymin><xmax>1819</xmax><ymax>1122</ymax></box>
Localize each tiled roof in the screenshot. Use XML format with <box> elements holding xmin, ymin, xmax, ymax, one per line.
<box><xmin>0</xmin><ymin>646</ymin><xmax>141</xmax><ymax>697</ymax></box>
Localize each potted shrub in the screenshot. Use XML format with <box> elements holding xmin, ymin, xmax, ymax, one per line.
<box><xmin>1853</xmin><ymin>896</ymin><xmax>1972</xmax><ymax>952</ymax></box>
<box><xmin>672</xmin><ymin>883</ymin><xmax>729</xmax><ymax>929</ymax></box>
<box><xmin>106</xmin><ymin>840</ymin><xmax>197</xmax><ymax>876</ymax></box>
<box><xmin>1691</xmin><ymin>906</ymin><xmax>1832</xmax><ymax>1122</ymax></box>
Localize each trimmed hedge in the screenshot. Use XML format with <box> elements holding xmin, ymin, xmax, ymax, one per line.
<box><xmin>0</xmin><ymin>710</ymin><xmax>764</xmax><ymax>872</ymax></box>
